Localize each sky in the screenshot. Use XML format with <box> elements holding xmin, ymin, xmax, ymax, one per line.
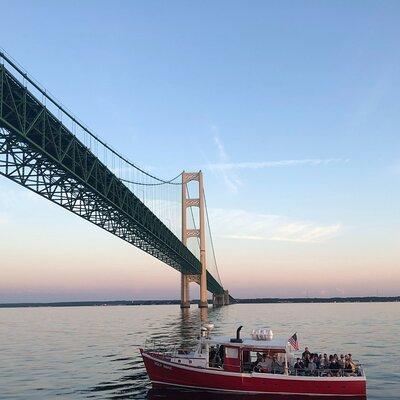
<box><xmin>0</xmin><ymin>0</ymin><xmax>399</xmax><ymax>302</ymax></box>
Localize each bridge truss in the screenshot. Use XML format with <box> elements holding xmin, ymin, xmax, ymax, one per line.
<box><xmin>0</xmin><ymin>53</ymin><xmax>224</xmax><ymax>296</ymax></box>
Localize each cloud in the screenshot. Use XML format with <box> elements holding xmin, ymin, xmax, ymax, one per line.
<box><xmin>211</xmin><ymin>127</ymin><xmax>242</xmax><ymax>193</ymax></box>
<box><xmin>207</xmin><ymin>126</ymin><xmax>349</xmax><ymax>194</ymax></box>
<box><xmin>209</xmin><ymin>208</ymin><xmax>342</xmax><ymax>243</ymax></box>
<box><xmin>270</xmin><ymin>222</ymin><xmax>342</xmax><ymax>243</ymax></box>
<box><xmin>207</xmin><ymin>158</ymin><xmax>350</xmax><ymax>172</ymax></box>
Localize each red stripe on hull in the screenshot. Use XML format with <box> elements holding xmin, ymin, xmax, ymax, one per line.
<box><xmin>141</xmin><ymin>351</ymin><xmax>366</xmax><ymax>397</ymax></box>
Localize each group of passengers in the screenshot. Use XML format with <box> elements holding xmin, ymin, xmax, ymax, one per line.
<box><xmin>293</xmin><ymin>347</ymin><xmax>358</xmax><ymax>376</ymax></box>
<box><xmin>253</xmin><ymin>346</ymin><xmax>358</xmax><ymax>376</ymax></box>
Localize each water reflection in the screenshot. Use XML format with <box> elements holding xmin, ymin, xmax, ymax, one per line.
<box><xmin>87</xmin><ymin>306</ymin><xmax>211</xmax><ymax>399</ymax></box>
<box><xmin>200</xmin><ymin>306</ymin><xmax>208</xmax><ymax>323</ymax></box>
<box><xmin>85</xmin><ymin>356</ymin><xmax>149</xmax><ymax>398</ymax></box>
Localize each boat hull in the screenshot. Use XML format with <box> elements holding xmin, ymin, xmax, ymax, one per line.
<box><xmin>141</xmin><ymin>350</ymin><xmax>366</xmax><ymax>397</ymax></box>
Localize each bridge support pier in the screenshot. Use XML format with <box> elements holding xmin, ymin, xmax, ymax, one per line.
<box><xmin>180</xmin><ymin>274</ymin><xmax>190</xmax><ymax>308</ymax></box>
<box><xmin>213</xmin><ymin>290</ymin><xmax>230</xmax><ymax>307</ymax></box>
<box><xmin>181</xmin><ymin>171</ymin><xmax>208</xmax><ymax>309</ymax></box>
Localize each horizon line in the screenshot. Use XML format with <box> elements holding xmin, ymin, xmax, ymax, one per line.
<box><xmin>1</xmin><ymin>295</ymin><xmax>399</xmax><ymax>308</ymax></box>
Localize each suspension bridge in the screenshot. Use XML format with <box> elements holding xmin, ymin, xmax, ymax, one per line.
<box><xmin>0</xmin><ymin>51</ymin><xmax>231</xmax><ymax>307</ymax></box>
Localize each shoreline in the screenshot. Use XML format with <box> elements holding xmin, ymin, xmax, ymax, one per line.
<box><xmin>0</xmin><ymin>296</ymin><xmax>399</xmax><ymax>308</ymax></box>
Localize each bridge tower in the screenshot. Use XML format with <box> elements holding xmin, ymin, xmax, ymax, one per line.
<box><xmin>181</xmin><ymin>171</ymin><xmax>208</xmax><ymax>308</ymax></box>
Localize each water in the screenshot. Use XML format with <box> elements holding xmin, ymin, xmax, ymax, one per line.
<box><xmin>0</xmin><ymin>303</ymin><xmax>399</xmax><ymax>399</ymax></box>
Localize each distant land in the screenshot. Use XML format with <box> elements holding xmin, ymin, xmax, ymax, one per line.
<box><xmin>0</xmin><ymin>296</ymin><xmax>399</xmax><ymax>308</ymax></box>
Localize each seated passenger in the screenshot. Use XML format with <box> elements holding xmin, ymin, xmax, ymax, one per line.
<box><xmin>307</xmin><ymin>356</ymin><xmax>317</xmax><ymax>376</ymax></box>
<box><xmin>338</xmin><ymin>354</ymin><xmax>345</xmax><ymax>369</ymax></box>
<box><xmin>294</xmin><ymin>357</ymin><xmax>305</xmax><ymax>375</ymax></box>
<box><xmin>348</xmin><ymin>354</ymin><xmax>356</xmax><ymax>366</ymax></box>
<box><xmin>329</xmin><ymin>355</ymin><xmax>340</xmax><ymax>376</ymax></box>
<box><xmin>344</xmin><ymin>355</ymin><xmax>356</xmax><ymax>375</ymax></box>
<box><xmin>271</xmin><ymin>354</ymin><xmax>282</xmax><ymax>374</ymax></box>
<box><xmin>322</xmin><ymin>353</ymin><xmax>329</xmax><ymax>368</ymax></box>
<box><xmin>315</xmin><ymin>354</ymin><xmax>322</xmax><ymax>369</ymax></box>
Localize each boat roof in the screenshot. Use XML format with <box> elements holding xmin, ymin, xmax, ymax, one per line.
<box><xmin>207</xmin><ymin>335</ymin><xmax>289</xmax><ymax>350</ymax></box>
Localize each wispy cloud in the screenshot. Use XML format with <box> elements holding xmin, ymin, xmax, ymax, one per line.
<box><xmin>209</xmin><ymin>208</ymin><xmax>342</xmax><ymax>243</ymax></box>
<box><xmin>211</xmin><ymin>127</ymin><xmax>242</xmax><ymax>193</ymax></box>
<box><xmin>207</xmin><ymin>126</ymin><xmax>349</xmax><ymax>193</ymax></box>
<box><xmin>207</xmin><ymin>158</ymin><xmax>350</xmax><ymax>172</ymax></box>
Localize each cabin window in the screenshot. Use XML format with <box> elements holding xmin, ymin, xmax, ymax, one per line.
<box><xmin>225</xmin><ymin>347</ymin><xmax>239</xmax><ymax>359</ymax></box>
<box><xmin>245</xmin><ymin>350</ymin><xmax>286</xmax><ymax>374</ymax></box>
<box><xmin>209</xmin><ymin>345</ymin><xmax>223</xmax><ymax>368</ymax></box>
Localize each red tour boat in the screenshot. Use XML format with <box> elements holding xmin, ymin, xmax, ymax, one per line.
<box><xmin>140</xmin><ymin>325</ymin><xmax>366</xmax><ymax>397</ymax></box>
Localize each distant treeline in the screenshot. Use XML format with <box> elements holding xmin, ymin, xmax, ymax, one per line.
<box><xmin>235</xmin><ymin>296</ymin><xmax>400</xmax><ymax>304</ymax></box>
<box><xmin>0</xmin><ymin>300</ymin><xmax>182</xmax><ymax>308</ymax></box>
<box><xmin>0</xmin><ymin>296</ymin><xmax>399</xmax><ymax>308</ymax></box>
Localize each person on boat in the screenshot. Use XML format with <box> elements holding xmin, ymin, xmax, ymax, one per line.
<box><xmin>307</xmin><ymin>356</ymin><xmax>317</xmax><ymax>376</ymax></box>
<box><xmin>303</xmin><ymin>352</ymin><xmax>311</xmax><ymax>368</ymax></box>
<box><xmin>338</xmin><ymin>354</ymin><xmax>345</xmax><ymax>369</ymax></box>
<box><xmin>209</xmin><ymin>346</ymin><xmax>217</xmax><ymax>367</ymax></box>
<box><xmin>318</xmin><ymin>354</ymin><xmax>329</xmax><ymax>376</ymax></box>
<box><xmin>344</xmin><ymin>355</ymin><xmax>357</xmax><ymax>376</ymax></box>
<box><xmin>213</xmin><ymin>348</ymin><xmax>222</xmax><ymax>367</ymax></box>
<box><xmin>329</xmin><ymin>355</ymin><xmax>340</xmax><ymax>376</ymax></box>
<box><xmin>218</xmin><ymin>345</ymin><xmax>225</xmax><ymax>366</ymax></box>
<box><xmin>293</xmin><ymin>357</ymin><xmax>305</xmax><ymax>375</ymax></box>
<box><xmin>315</xmin><ymin>354</ymin><xmax>322</xmax><ymax>369</ymax></box>
<box><xmin>302</xmin><ymin>347</ymin><xmax>311</xmax><ymax>360</ymax></box>
<box><xmin>322</xmin><ymin>353</ymin><xmax>329</xmax><ymax>368</ymax></box>
<box><xmin>251</xmin><ymin>352</ymin><xmax>263</xmax><ymax>371</ymax></box>
<box><xmin>271</xmin><ymin>354</ymin><xmax>282</xmax><ymax>374</ymax></box>
<box><xmin>348</xmin><ymin>353</ymin><xmax>356</xmax><ymax>366</ymax></box>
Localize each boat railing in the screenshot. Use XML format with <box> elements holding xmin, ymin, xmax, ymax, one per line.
<box><xmin>144</xmin><ymin>338</ymin><xmax>175</xmax><ymax>355</ymax></box>
<box><xmin>290</xmin><ymin>365</ymin><xmax>364</xmax><ymax>377</ymax></box>
<box><xmin>144</xmin><ymin>338</ymin><xmax>192</xmax><ymax>358</ymax></box>
<box><xmin>242</xmin><ymin>361</ymin><xmax>364</xmax><ymax>377</ymax></box>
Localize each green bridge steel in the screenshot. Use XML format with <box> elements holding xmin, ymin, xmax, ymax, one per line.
<box><xmin>0</xmin><ymin>59</ymin><xmax>224</xmax><ymax>295</ymax></box>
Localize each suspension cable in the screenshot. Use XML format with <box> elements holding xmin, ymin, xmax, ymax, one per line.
<box><xmin>120</xmin><ymin>172</ymin><xmax>182</xmax><ymax>186</ymax></box>
<box><xmin>0</xmin><ymin>48</ymin><xmax>180</xmax><ymax>185</ymax></box>
<box><xmin>203</xmin><ymin>187</ymin><xmax>222</xmax><ymax>284</ymax></box>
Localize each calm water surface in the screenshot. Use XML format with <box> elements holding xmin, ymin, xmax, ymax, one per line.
<box><xmin>0</xmin><ymin>303</ymin><xmax>399</xmax><ymax>399</ymax></box>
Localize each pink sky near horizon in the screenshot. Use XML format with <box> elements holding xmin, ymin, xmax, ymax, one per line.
<box><xmin>1</xmin><ymin>184</ymin><xmax>399</xmax><ymax>303</ymax></box>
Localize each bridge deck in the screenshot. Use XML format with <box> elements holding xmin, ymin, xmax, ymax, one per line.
<box><xmin>0</xmin><ymin>61</ymin><xmax>224</xmax><ymax>295</ymax></box>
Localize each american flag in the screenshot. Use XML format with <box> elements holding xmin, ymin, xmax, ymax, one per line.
<box><xmin>288</xmin><ymin>332</ymin><xmax>299</xmax><ymax>350</ymax></box>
